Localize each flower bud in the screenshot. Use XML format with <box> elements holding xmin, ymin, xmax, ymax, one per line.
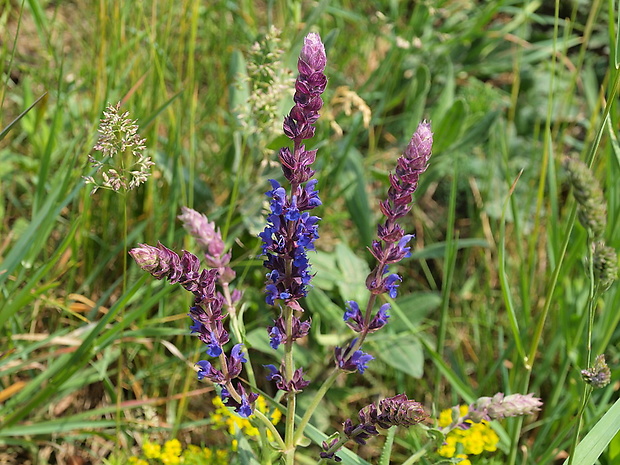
<box><xmin>582</xmin><ymin>354</ymin><xmax>611</xmax><ymax>388</ymax></box>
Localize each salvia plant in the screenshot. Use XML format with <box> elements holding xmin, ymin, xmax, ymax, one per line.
<box><xmin>130</xmin><ymin>32</ymin><xmax>542</xmax><ymax>464</ymax></box>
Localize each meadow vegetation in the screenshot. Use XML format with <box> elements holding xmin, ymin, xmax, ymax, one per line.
<box><xmin>1</xmin><ymin>0</ymin><xmax>620</xmax><ymax>464</ymax></box>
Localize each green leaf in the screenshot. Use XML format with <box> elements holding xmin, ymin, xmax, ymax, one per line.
<box><xmin>379</xmin><ymin>426</ymin><xmax>397</xmax><ymax>465</ymax></box>
<box><xmin>236</xmin><ymin>432</ymin><xmax>262</xmax><ymax>465</ymax></box>
<box><xmin>333</xmin><ymin>243</ymin><xmax>370</xmax><ymax>304</ymax></box>
<box><xmin>375</xmin><ymin>337</ymin><xmax>424</xmax><ymax>379</ymax></box>
<box><xmin>609</xmin><ymin>429</ymin><xmax>620</xmax><ymax>462</ymax></box>
<box><xmin>405</xmin><ymin>64</ymin><xmax>431</xmax><ymax>136</ymax></box>
<box><xmin>311</xmin><ymin>250</ymin><xmax>340</xmax><ymax>291</ymax></box>
<box><xmin>432</xmin><ymin>98</ymin><xmax>468</xmax><ymax>153</ymax></box>
<box><xmin>409</xmin><ymin>238</ymin><xmax>489</xmax><ymax>260</ymax></box>
<box><xmin>390</xmin><ymin>292</ymin><xmax>442</xmax><ymax>327</ymax></box>
<box><xmin>615</xmin><ymin>0</ymin><xmax>620</xmax><ymax>68</ymax></box>
<box><xmin>429</xmin><ymin>57</ymin><xmax>455</xmax><ymax>125</ymax></box>
<box><xmin>342</xmin><ymin>147</ymin><xmax>374</xmax><ymax>248</ymax></box>
<box><xmin>304</xmin><ymin>287</ymin><xmax>346</xmax><ymax>326</ymax></box>
<box><xmin>562</xmin><ymin>397</ymin><xmax>620</xmax><ymax>465</ymax></box>
<box><xmin>0</xmin><ymin>92</ymin><xmax>47</xmax><ymax>141</ymax></box>
<box><xmin>228</xmin><ymin>49</ymin><xmax>249</xmax><ymax>113</ymax></box>
<box><xmin>141</xmin><ymin>89</ymin><xmax>185</xmax><ymax>129</ymax></box>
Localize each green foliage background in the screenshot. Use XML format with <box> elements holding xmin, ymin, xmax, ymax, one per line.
<box><xmin>1</xmin><ymin>0</ymin><xmax>620</xmax><ymax>463</ymax></box>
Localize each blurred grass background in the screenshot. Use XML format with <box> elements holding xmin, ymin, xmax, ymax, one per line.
<box><xmin>1</xmin><ymin>0</ymin><xmax>620</xmax><ymax>463</ymax></box>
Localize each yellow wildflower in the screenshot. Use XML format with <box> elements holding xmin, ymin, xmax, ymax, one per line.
<box><xmin>142</xmin><ymin>441</ymin><xmax>161</xmax><ymax>459</ymax></box>
<box><xmin>437</xmin><ymin>434</ymin><xmax>457</xmax><ymax>457</ymax></box>
<box><xmin>215</xmin><ymin>449</ymin><xmax>230</xmax><ymax>463</ymax></box>
<box><xmin>438</xmin><ymin>405</ymin><xmax>468</xmax><ymax>428</ymax></box>
<box><xmin>210</xmin><ymin>394</ymin><xmax>281</xmax><ymax>442</ymax></box>
<box><xmin>128</xmin><ymin>458</ymin><xmax>148</xmax><ymax>465</ymax></box>
<box><xmin>160</xmin><ymin>439</ymin><xmax>182</xmax><ymax>464</ymax></box>
<box><xmin>437</xmin><ymin>405</ymin><xmax>500</xmax><ymax>463</ymax></box>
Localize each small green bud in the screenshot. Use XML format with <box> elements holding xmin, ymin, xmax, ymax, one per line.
<box><xmin>564</xmin><ymin>157</ymin><xmax>607</xmax><ymax>240</ymax></box>
<box><xmin>593</xmin><ymin>242</ymin><xmax>618</xmax><ymax>290</ymax></box>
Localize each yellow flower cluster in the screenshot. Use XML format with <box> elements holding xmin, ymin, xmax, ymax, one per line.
<box><xmin>129</xmin><ymin>439</ymin><xmax>230</xmax><ymax>465</ymax></box>
<box><xmin>137</xmin><ymin>439</ymin><xmax>183</xmax><ymax>464</ymax></box>
<box><xmin>437</xmin><ymin>405</ymin><xmax>499</xmax><ymax>464</ymax></box>
<box><xmin>210</xmin><ymin>394</ymin><xmax>282</xmax><ymax>441</ymax></box>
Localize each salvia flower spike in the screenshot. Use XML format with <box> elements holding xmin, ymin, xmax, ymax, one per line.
<box><xmin>129</xmin><ymin>242</ymin><xmax>257</xmax><ymax>417</ymax></box>
<box><xmin>334</xmin><ymin>121</ymin><xmax>433</xmax><ymax>375</ymax></box>
<box><xmin>321</xmin><ymin>395</ymin><xmax>427</xmax><ymax>460</ymax></box>
<box><xmin>261</xmin><ymin>32</ymin><xmax>326</xmax><ymax>313</ymax></box>
<box><xmin>366</xmin><ymin>121</ymin><xmax>433</xmax><ymax>298</ymax></box>
<box><xmin>260</xmin><ymin>33</ymin><xmax>326</xmax><ymax>395</ymax></box>
<box><xmin>177</xmin><ymin>207</ymin><xmax>236</xmax><ymax>283</ymax></box>
<box><xmin>465</xmin><ymin>392</ymin><xmax>543</xmax><ymax>424</ymax></box>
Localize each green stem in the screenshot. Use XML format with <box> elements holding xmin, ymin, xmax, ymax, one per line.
<box><xmin>567</xmin><ymin>240</ymin><xmax>597</xmax><ymax>465</ymax></box>
<box><xmin>222</xmin><ymin>282</ymin><xmax>256</xmax><ymax>387</ymax></box>
<box><xmin>433</xmin><ymin>168</ymin><xmax>458</xmax><ymax>406</ymax></box>
<box><xmin>253</xmin><ymin>409</ymin><xmax>286</xmax><ymax>450</ymax></box>
<box><xmin>283</xmin><ymin>305</ymin><xmax>296</xmax><ymax>465</ymax></box>
<box><xmin>293</xmin><ymin>368</ymin><xmax>340</xmax><ymax>445</ymax></box>
<box><xmin>116</xmin><ymin>193</ymin><xmax>128</xmax><ymax>439</ymax></box>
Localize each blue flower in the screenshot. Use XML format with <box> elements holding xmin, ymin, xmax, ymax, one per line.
<box><xmin>350</xmin><ymin>350</ymin><xmax>374</xmax><ymax>374</ymax></box>
<box><xmin>265</xmin><ymin>364</ymin><xmax>281</xmax><ymax>381</ymax></box>
<box><xmin>189</xmin><ymin>316</ymin><xmax>201</xmax><ymax>334</ymax></box>
<box><xmin>285</xmin><ymin>195</ymin><xmax>300</xmax><ymax>221</ymax></box>
<box><xmin>230</xmin><ymin>343</ymin><xmax>247</xmax><ymax>364</ymax></box>
<box><xmin>196</xmin><ymin>360</ymin><xmax>212</xmax><ymax>380</ymax></box>
<box><xmin>335</xmin><ymin>339</ymin><xmax>374</xmax><ymax>374</ymax></box>
<box><xmin>384</xmin><ymin>273</ymin><xmax>401</xmax><ymax>298</ymax></box>
<box><xmin>195</xmin><ymin>360</ymin><xmax>225</xmax><ymax>383</ymax></box>
<box><xmin>222</xmin><ymin>383</ymin><xmax>259</xmax><ymax>418</ymax></box>
<box><xmin>394</xmin><ymin>234</ymin><xmax>413</xmax><ymax>260</ymax></box>
<box><xmin>269</xmin><ymin>326</ymin><xmax>284</xmax><ymax>349</ymax></box>
<box><xmin>343</xmin><ymin>300</ymin><xmax>362</xmax><ymax>322</ymax></box>
<box><xmin>206</xmin><ymin>330</ymin><xmax>223</xmax><ymax>357</ymax></box>
<box><xmin>369</xmin><ymin>303</ymin><xmax>390</xmax><ymax>331</ymax></box>
<box><xmin>305</xmin><ymin>179</ymin><xmax>322</xmax><ymax>208</ymax></box>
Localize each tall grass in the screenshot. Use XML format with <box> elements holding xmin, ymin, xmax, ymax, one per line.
<box><xmin>1</xmin><ymin>0</ymin><xmax>619</xmax><ymax>463</ymax></box>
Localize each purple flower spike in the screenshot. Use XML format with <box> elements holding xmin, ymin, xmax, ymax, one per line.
<box><xmin>130</xmin><ymin>242</ymin><xmax>182</xmax><ymax>282</ymax></box>
<box><xmin>178</xmin><ymin>207</ymin><xmax>225</xmax><ymax>257</ymax></box>
<box><xmin>299</xmin><ymin>33</ymin><xmax>327</xmax><ymax>76</ymax></box>
<box><xmin>365</xmin><ymin>122</ymin><xmax>433</xmax><ymax>302</ymax></box>
<box><xmin>130</xmin><ymin>242</ymin><xmax>223</xmax><ymax>303</ymax></box>
<box><xmin>178</xmin><ymin>207</ymin><xmax>236</xmax><ymax>282</ymax></box>
<box><xmin>282</xmin><ymin>34</ymin><xmax>327</xmax><ymax>154</ymax></box>
<box><xmin>358</xmin><ymin>394</ymin><xmax>427</xmax><ymax>429</ymax></box>
<box><xmin>466</xmin><ymin>392</ymin><xmax>543</xmax><ymax>423</ymax></box>
<box><xmin>261</xmin><ymin>32</ymin><xmax>327</xmax><ymax>313</ymax></box>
